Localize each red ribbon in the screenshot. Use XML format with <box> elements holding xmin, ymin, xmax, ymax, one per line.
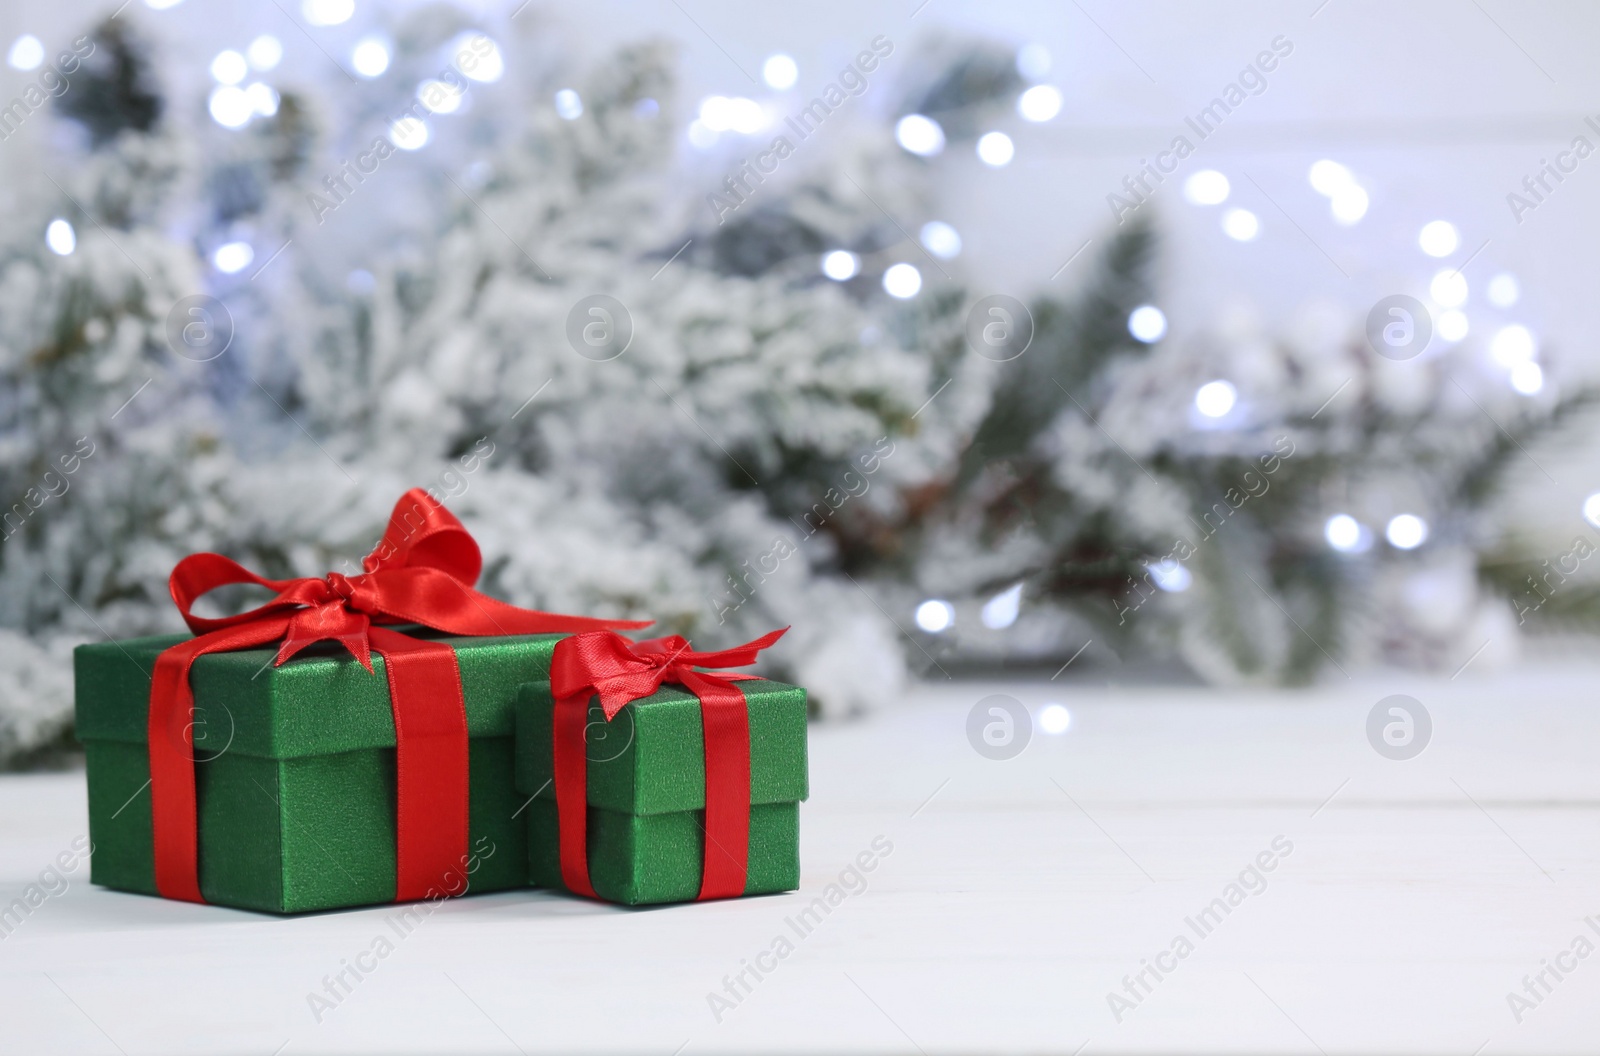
<box><xmin>147</xmin><ymin>488</ymin><xmax>651</xmax><ymax>904</ymax></box>
<box><xmin>548</xmin><ymin>627</ymin><xmax>786</xmax><ymax>901</ymax></box>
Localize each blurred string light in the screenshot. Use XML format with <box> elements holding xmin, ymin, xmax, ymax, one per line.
<box><xmin>633</xmin><ymin>98</ymin><xmax>659</xmax><ymax>120</ymax></box>
<box><xmin>1510</xmin><ymin>361</ymin><xmax>1544</xmax><ymax>395</ymax></box>
<box><xmin>1183</xmin><ymin>169</ymin><xmax>1229</xmax><ymax>205</ymax></box>
<box><xmin>1419</xmin><ymin>220</ymin><xmax>1459</xmax><ymax>258</ymax></box>
<box><xmin>247</xmin><ymin>35</ymin><xmax>282</xmax><ymax>71</ymax></box>
<box><xmin>389</xmin><ymin>116</ymin><xmax>428</xmax><ymax>150</ymax></box>
<box><xmin>700</xmin><ymin>95</ymin><xmax>763</xmax><ymax>134</ymax></box>
<box><xmin>883</xmin><ymin>262</ymin><xmax>922</xmax><ymax>299</ymax></box>
<box><xmin>895</xmin><ymin>114</ymin><xmax>944</xmax><ymax>156</ymax></box>
<box><xmin>45</xmin><ymin>219</ymin><xmax>75</xmax><ymax>256</ymax></box>
<box><xmin>1148</xmin><ymin>559</ymin><xmax>1191</xmax><ymax>592</ymax></box>
<box><xmin>419</xmin><ymin>79</ymin><xmax>463</xmax><ymax>114</ymax></box>
<box><xmin>1308</xmin><ymin>159</ymin><xmax>1351</xmax><ymax>196</ymax></box>
<box><xmin>452</xmin><ymin>32</ymin><xmax>504</xmax><ymax>82</ymax></box>
<box><xmin>7</xmin><ymin>34</ymin><xmax>44</xmax><ymax>71</ymax></box>
<box><xmin>1583</xmin><ymin>492</ymin><xmax>1600</xmax><ymax>528</ymax></box>
<box><xmin>1038</xmin><ymin>703</ymin><xmax>1071</xmax><ymax>734</ymax></box>
<box><xmin>821</xmin><ymin>250</ymin><xmax>859</xmax><ymax>281</ymax></box>
<box><xmin>980</xmin><ymin>583</ymin><xmax>1022</xmax><ymax>629</ymax></box>
<box><xmin>1437</xmin><ymin>309</ymin><xmax>1469</xmax><ymax>342</ymax></box>
<box><xmin>914</xmin><ymin>599</ymin><xmax>954</xmax><ymax>633</ymax></box>
<box><xmin>1487</xmin><ymin>272</ymin><xmax>1519</xmax><ymax>308</ymax></box>
<box><xmin>144</xmin><ymin>0</ymin><xmax>184</xmax><ymax>8</ymax></box>
<box><xmin>699</xmin><ymin>96</ymin><xmax>732</xmax><ymax>130</ymax></box>
<box><xmin>1194</xmin><ymin>379</ymin><xmax>1237</xmax><ymax>418</ymax></box>
<box><xmin>1329</xmin><ymin>184</ymin><xmax>1368</xmax><ymax>224</ymax></box>
<box><xmin>351</xmin><ymin>38</ymin><xmax>390</xmax><ymax>78</ymax></box>
<box><xmin>1325</xmin><ymin>515</ymin><xmax>1358</xmax><ymax>551</ymax></box>
<box><xmin>976</xmin><ymin>131</ymin><xmax>1014</xmax><ymax>167</ymax></box>
<box><xmin>554</xmin><ymin>88</ymin><xmax>582</xmax><ymax>120</ymax></box>
<box><xmin>727</xmin><ymin>98</ymin><xmax>763</xmax><ymax>134</ymax></box>
<box><xmin>1324</xmin><ymin>514</ymin><xmax>1373</xmax><ymax>553</ymax></box>
<box><xmin>303</xmin><ymin>0</ymin><xmax>354</xmax><ymax>26</ymax></box>
<box><xmin>1222</xmin><ymin>207</ymin><xmax>1259</xmax><ymax>241</ymax></box>
<box><xmin>246</xmin><ymin>82</ymin><xmax>279</xmax><ymax>117</ymax></box>
<box><xmin>212</xmin><ymin>241</ymin><xmax>254</xmax><ymax>274</ymax></box>
<box><xmin>209</xmin><ymin>86</ymin><xmax>253</xmax><ymax>129</ymax></box>
<box><xmin>1385</xmin><ymin>513</ymin><xmax>1428</xmax><ymax>550</ymax></box>
<box><xmin>762</xmin><ymin>53</ymin><xmax>798</xmax><ymax>90</ymax></box>
<box><xmin>210</xmin><ymin>50</ymin><xmax>247</xmax><ymax>85</ymax></box>
<box><xmin>686</xmin><ymin>121</ymin><xmax>716</xmax><ymax>149</ymax></box>
<box><xmin>1016</xmin><ymin>84</ymin><xmax>1062</xmax><ymax>122</ymax></box>
<box><xmin>1015</xmin><ymin>42</ymin><xmax>1051</xmax><ymax>80</ymax></box>
<box><xmin>919</xmin><ymin>221</ymin><xmax>961</xmax><ymax>259</ymax></box>
<box><xmin>1429</xmin><ymin>268</ymin><xmax>1467</xmax><ymax>308</ymax></box>
<box><xmin>1127</xmin><ymin>304</ymin><xmax>1166</xmax><ymax>343</ymax></box>
<box><xmin>1490</xmin><ymin>324</ymin><xmax>1536</xmax><ymax>366</ymax></box>
<box><xmin>1307</xmin><ymin>159</ymin><xmax>1367</xmax><ymax>224</ymax></box>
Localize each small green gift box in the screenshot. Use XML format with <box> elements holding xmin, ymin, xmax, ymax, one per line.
<box><xmin>514</xmin><ymin>673</ymin><xmax>809</xmax><ymax>905</ymax></box>
<box><xmin>74</xmin><ymin>631</ymin><xmax>569</xmax><ymax>913</ymax></box>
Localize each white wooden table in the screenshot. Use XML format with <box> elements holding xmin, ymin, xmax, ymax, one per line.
<box><xmin>2</xmin><ymin>664</ymin><xmax>1597</xmax><ymax>1054</ymax></box>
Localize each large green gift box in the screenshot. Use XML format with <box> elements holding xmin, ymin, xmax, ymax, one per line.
<box><xmin>75</xmin><ymin>630</ymin><xmax>571</xmax><ymax>913</ymax></box>
<box><xmin>514</xmin><ymin>678</ymin><xmax>809</xmax><ymax>905</ymax></box>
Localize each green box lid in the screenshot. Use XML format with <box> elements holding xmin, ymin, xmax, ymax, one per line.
<box><xmin>514</xmin><ymin>679</ymin><xmax>808</xmax><ymax>816</ymax></box>
<box><xmin>74</xmin><ymin>631</ymin><xmax>568</xmax><ymax>760</ymax></box>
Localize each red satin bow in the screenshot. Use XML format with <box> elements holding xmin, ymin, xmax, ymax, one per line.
<box><xmin>549</xmin><ymin>627</ymin><xmax>787</xmax><ymax>901</ymax></box>
<box><xmin>147</xmin><ymin>488</ymin><xmax>651</xmax><ymax>904</ymax></box>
